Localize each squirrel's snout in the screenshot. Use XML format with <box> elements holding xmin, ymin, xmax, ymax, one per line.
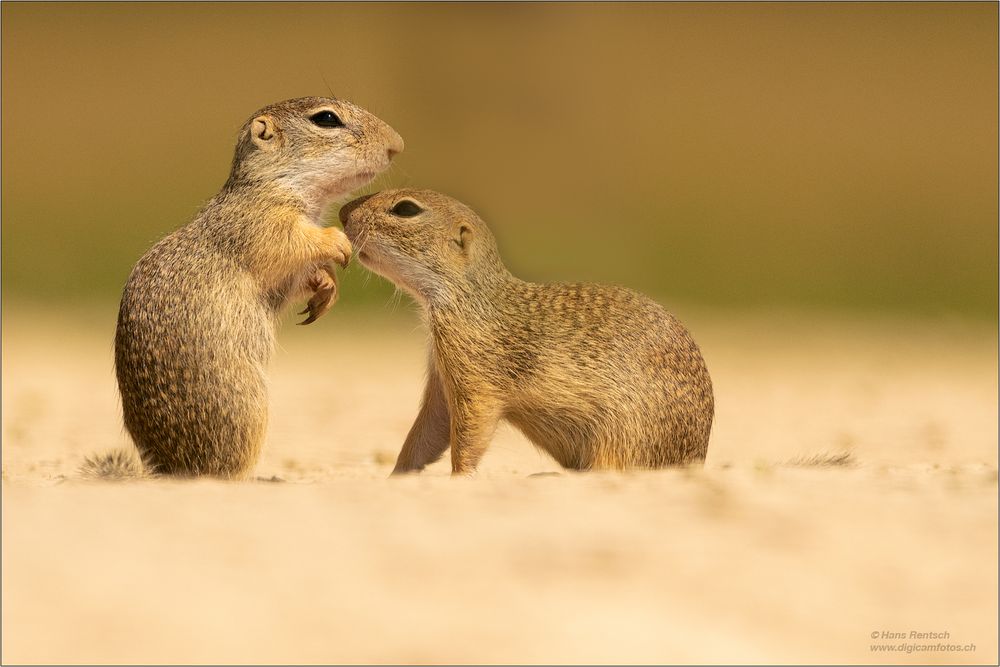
<box><xmin>338</xmin><ymin>205</ymin><xmax>353</xmax><ymax>226</ymax></box>
<box><xmin>385</xmin><ymin>129</ymin><xmax>404</xmax><ymax>161</ymax></box>
<box><xmin>339</xmin><ymin>194</ymin><xmax>373</xmax><ymax>225</ymax></box>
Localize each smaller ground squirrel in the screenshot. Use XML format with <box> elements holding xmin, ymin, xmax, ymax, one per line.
<box><xmin>339</xmin><ymin>189</ymin><xmax>714</xmax><ymax>475</ymax></box>
<box><xmin>104</xmin><ymin>97</ymin><xmax>403</xmax><ymax>479</ymax></box>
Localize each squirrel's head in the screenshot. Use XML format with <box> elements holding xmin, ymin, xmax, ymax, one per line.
<box><xmin>340</xmin><ymin>189</ymin><xmax>506</xmax><ymax>305</ymax></box>
<box><xmin>229</xmin><ymin>96</ymin><xmax>403</xmax><ymax>210</ymax></box>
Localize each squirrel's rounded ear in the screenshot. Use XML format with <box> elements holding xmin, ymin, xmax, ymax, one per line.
<box><xmin>455</xmin><ymin>225</ymin><xmax>472</xmax><ymax>250</ymax></box>
<box><xmin>250</xmin><ymin>115</ymin><xmax>278</xmax><ymax>150</ymax></box>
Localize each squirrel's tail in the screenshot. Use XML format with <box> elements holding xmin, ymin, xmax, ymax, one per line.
<box><xmin>79</xmin><ymin>448</ymin><xmax>147</xmax><ymax>480</ymax></box>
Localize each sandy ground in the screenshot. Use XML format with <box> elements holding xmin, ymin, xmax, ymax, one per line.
<box><xmin>2</xmin><ymin>304</ymin><xmax>997</xmax><ymax>665</ymax></box>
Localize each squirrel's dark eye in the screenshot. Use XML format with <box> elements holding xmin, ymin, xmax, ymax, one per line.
<box><xmin>391</xmin><ymin>200</ymin><xmax>424</xmax><ymax>217</ymax></box>
<box><xmin>310</xmin><ymin>110</ymin><xmax>344</xmax><ymax>128</ymax></box>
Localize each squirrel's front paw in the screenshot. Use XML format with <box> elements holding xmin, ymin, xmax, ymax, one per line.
<box><xmin>327</xmin><ymin>227</ymin><xmax>353</xmax><ymax>268</ymax></box>
<box><xmin>297</xmin><ymin>266</ymin><xmax>338</xmax><ymax>325</ymax></box>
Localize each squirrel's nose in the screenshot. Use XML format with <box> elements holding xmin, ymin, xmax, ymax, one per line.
<box><xmin>385</xmin><ymin>129</ymin><xmax>404</xmax><ymax>160</ymax></box>
<box><xmin>338</xmin><ymin>204</ymin><xmax>353</xmax><ymax>225</ymax></box>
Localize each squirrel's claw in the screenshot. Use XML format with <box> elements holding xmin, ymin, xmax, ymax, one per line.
<box><xmin>297</xmin><ymin>265</ymin><xmax>339</xmax><ymax>325</ymax></box>
<box><xmin>298</xmin><ymin>311</ymin><xmax>320</xmax><ymax>326</ymax></box>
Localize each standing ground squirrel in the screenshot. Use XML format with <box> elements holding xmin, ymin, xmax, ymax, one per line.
<box><xmin>102</xmin><ymin>97</ymin><xmax>403</xmax><ymax>479</ymax></box>
<box><xmin>340</xmin><ymin>189</ymin><xmax>714</xmax><ymax>475</ymax></box>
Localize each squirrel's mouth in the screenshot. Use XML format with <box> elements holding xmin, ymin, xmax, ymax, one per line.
<box><xmin>355</xmin><ymin>249</ymin><xmax>381</xmax><ymax>274</ymax></box>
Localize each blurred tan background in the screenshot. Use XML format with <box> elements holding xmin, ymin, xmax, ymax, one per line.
<box><xmin>2</xmin><ymin>2</ymin><xmax>997</xmax><ymax>316</ymax></box>
<box><xmin>2</xmin><ymin>4</ymin><xmax>998</xmax><ymax>665</ymax></box>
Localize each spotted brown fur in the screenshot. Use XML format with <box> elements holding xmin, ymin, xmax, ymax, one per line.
<box><xmin>342</xmin><ymin>189</ymin><xmax>714</xmax><ymax>475</ymax></box>
<box><xmin>112</xmin><ymin>97</ymin><xmax>403</xmax><ymax>478</ymax></box>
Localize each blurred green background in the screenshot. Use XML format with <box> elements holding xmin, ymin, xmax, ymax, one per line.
<box><xmin>2</xmin><ymin>2</ymin><xmax>997</xmax><ymax>318</ymax></box>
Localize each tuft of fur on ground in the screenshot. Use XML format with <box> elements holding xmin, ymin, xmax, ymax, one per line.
<box><xmin>79</xmin><ymin>449</ymin><xmax>145</xmax><ymax>480</ymax></box>
<box><xmin>786</xmin><ymin>452</ymin><xmax>856</xmax><ymax>467</ymax></box>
